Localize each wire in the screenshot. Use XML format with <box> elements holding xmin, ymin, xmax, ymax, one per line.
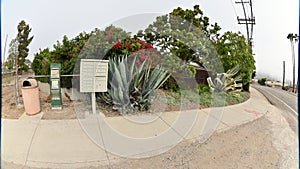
<box><xmin>229</xmin><ymin>0</ymin><xmax>239</xmax><ymax>19</ymax></box>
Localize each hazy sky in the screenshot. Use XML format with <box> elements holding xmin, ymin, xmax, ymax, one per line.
<box><xmin>2</xmin><ymin>0</ymin><xmax>299</xmax><ymax>82</ymax></box>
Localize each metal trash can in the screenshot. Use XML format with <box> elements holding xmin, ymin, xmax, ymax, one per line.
<box><xmin>21</xmin><ymin>79</ymin><xmax>41</xmax><ymax>115</ymax></box>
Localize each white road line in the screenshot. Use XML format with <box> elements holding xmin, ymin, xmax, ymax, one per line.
<box><xmin>262</xmin><ymin>88</ymin><xmax>298</xmax><ymax>116</ymax></box>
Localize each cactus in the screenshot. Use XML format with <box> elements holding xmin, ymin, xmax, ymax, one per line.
<box><xmin>99</xmin><ymin>55</ymin><xmax>170</xmax><ymax>113</ymax></box>
<box><xmin>207</xmin><ymin>65</ymin><xmax>242</xmax><ymax>93</ymax></box>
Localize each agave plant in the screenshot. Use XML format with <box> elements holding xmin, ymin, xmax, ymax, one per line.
<box><xmin>98</xmin><ymin>55</ymin><xmax>170</xmax><ymax>113</ymax></box>
<box><xmin>207</xmin><ymin>65</ymin><xmax>242</xmax><ymax>93</ymax></box>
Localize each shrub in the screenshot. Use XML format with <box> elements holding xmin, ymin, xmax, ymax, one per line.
<box><xmin>258</xmin><ymin>78</ymin><xmax>267</xmax><ymax>85</ymax></box>
<box><xmin>282</xmin><ymin>86</ymin><xmax>289</xmax><ymax>91</ymax></box>
<box><xmin>188</xmin><ymin>66</ymin><xmax>197</xmax><ymax>77</ymax></box>
<box><xmin>207</xmin><ymin>65</ymin><xmax>242</xmax><ymax>93</ymax></box>
<box><xmin>161</xmin><ymin>76</ymin><xmax>180</xmax><ymax>92</ymax></box>
<box><xmin>196</xmin><ymin>84</ymin><xmax>210</xmax><ymax>94</ymax></box>
<box><xmin>226</xmin><ymin>91</ymin><xmax>250</xmax><ymax>105</ymax></box>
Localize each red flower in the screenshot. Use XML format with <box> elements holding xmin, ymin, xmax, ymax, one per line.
<box><xmin>139</xmin><ymin>55</ymin><xmax>146</xmax><ymax>61</ymax></box>
<box><xmin>124</xmin><ymin>43</ymin><xmax>133</xmax><ymax>49</ymax></box>
<box><xmin>113</xmin><ymin>41</ymin><xmax>122</xmax><ymax>50</ymax></box>
<box><xmin>146</xmin><ymin>43</ymin><xmax>153</xmax><ymax>49</ymax></box>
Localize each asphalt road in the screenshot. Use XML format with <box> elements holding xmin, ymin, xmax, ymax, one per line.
<box><xmin>252</xmin><ymin>84</ymin><xmax>298</xmax><ymax>133</ymax></box>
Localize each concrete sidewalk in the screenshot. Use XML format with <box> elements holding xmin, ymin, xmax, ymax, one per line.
<box><xmin>2</xmin><ymin>88</ymin><xmax>270</xmax><ymax>168</ymax></box>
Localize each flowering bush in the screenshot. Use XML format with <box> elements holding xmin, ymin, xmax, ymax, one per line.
<box><xmin>108</xmin><ymin>37</ymin><xmax>153</xmax><ymax>55</ymax></box>
<box><xmin>106</xmin><ymin>37</ymin><xmax>159</xmax><ymax>67</ymax></box>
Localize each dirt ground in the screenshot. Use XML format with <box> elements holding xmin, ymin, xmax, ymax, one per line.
<box><xmin>1</xmin><ymin>82</ymin><xmax>190</xmax><ymax>120</ymax></box>
<box><xmin>104</xmin><ymin>117</ymin><xmax>280</xmax><ymax>169</ymax></box>
<box><xmin>2</xmin><ymin>81</ymin><xmax>243</xmax><ymax>120</ymax></box>
<box><xmin>2</xmin><ymin>116</ymin><xmax>282</xmax><ymax>169</ymax></box>
<box><xmin>2</xmin><ymin>81</ymin><xmax>77</xmax><ymax>120</ymax></box>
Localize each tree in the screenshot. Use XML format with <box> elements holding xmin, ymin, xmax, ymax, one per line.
<box><xmin>137</xmin><ymin>5</ymin><xmax>222</xmax><ymax>71</ymax></box>
<box><xmin>31</xmin><ymin>48</ymin><xmax>53</xmax><ymax>82</ymax></box>
<box><xmin>32</xmin><ymin>25</ymin><xmax>129</xmax><ymax>88</ymax></box>
<box><xmin>287</xmin><ymin>33</ymin><xmax>298</xmax><ymax>93</ymax></box>
<box><xmin>17</xmin><ymin>20</ymin><xmax>34</xmax><ymax>73</ymax></box>
<box><xmin>4</xmin><ymin>38</ymin><xmax>18</xmax><ymax>70</ymax></box>
<box><xmin>215</xmin><ymin>31</ymin><xmax>255</xmax><ymax>91</ymax></box>
<box><xmin>32</xmin><ymin>32</ymin><xmax>90</xmax><ymax>87</ymax></box>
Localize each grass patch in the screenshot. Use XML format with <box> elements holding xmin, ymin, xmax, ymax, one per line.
<box><xmin>157</xmin><ymin>90</ymin><xmax>250</xmax><ymax>108</ymax></box>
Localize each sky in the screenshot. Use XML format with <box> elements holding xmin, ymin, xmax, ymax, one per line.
<box><xmin>2</xmin><ymin>0</ymin><xmax>299</xmax><ymax>82</ymax></box>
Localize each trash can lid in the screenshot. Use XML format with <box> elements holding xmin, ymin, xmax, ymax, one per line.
<box><xmin>22</xmin><ymin>79</ymin><xmax>38</xmax><ymax>88</ymax></box>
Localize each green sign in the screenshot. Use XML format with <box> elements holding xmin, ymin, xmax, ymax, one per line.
<box><xmin>50</xmin><ymin>63</ymin><xmax>62</xmax><ymax>109</ymax></box>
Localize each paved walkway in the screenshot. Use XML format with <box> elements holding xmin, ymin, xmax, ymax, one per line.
<box><xmin>2</xmin><ymin>88</ymin><xmax>270</xmax><ymax>168</ymax></box>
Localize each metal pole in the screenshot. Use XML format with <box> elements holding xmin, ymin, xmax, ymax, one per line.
<box><xmin>92</xmin><ymin>92</ymin><xmax>96</xmax><ymax>114</ymax></box>
<box><xmin>14</xmin><ymin>75</ymin><xmax>17</xmax><ymax>105</ymax></box>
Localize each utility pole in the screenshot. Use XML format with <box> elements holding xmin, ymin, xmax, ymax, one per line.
<box><xmin>235</xmin><ymin>0</ymin><xmax>256</xmax><ymax>48</ymax></box>
<box><xmin>235</xmin><ymin>0</ymin><xmax>255</xmax><ymax>91</ymax></box>
<box><xmin>282</xmin><ymin>61</ymin><xmax>285</xmax><ymax>89</ymax></box>
<box><xmin>287</xmin><ymin>33</ymin><xmax>298</xmax><ymax>93</ymax></box>
<box><xmin>2</xmin><ymin>34</ymin><xmax>8</xmax><ymax>64</ymax></box>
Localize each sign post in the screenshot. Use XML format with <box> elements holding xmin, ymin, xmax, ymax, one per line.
<box><xmin>80</xmin><ymin>59</ymin><xmax>108</xmax><ymax>114</ymax></box>
<box><xmin>50</xmin><ymin>63</ymin><xmax>62</xmax><ymax>109</ymax></box>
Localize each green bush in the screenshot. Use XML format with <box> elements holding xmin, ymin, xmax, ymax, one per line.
<box><xmin>282</xmin><ymin>86</ymin><xmax>289</xmax><ymax>91</ymax></box>
<box><xmin>258</xmin><ymin>78</ymin><xmax>267</xmax><ymax>85</ymax></box>
<box><xmin>161</xmin><ymin>76</ymin><xmax>180</xmax><ymax>92</ymax></box>
<box><xmin>188</xmin><ymin>66</ymin><xmax>197</xmax><ymax>77</ymax></box>
<box><xmin>196</xmin><ymin>84</ymin><xmax>211</xmax><ymax>94</ymax></box>
<box><xmin>199</xmin><ymin>92</ymin><xmax>212</xmax><ymax>106</ymax></box>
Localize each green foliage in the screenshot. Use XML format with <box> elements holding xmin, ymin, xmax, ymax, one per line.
<box><xmin>188</xmin><ymin>66</ymin><xmax>197</xmax><ymax>77</ymax></box>
<box><xmin>156</xmin><ymin>89</ymin><xmax>249</xmax><ymax>107</ymax></box>
<box><xmin>196</xmin><ymin>84</ymin><xmax>210</xmax><ymax>94</ymax></box>
<box><xmin>17</xmin><ymin>20</ymin><xmax>34</xmax><ymax>73</ymax></box>
<box><xmin>80</xmin><ymin>25</ymin><xmax>130</xmax><ymax>60</ymax></box>
<box><xmin>258</xmin><ymin>78</ymin><xmax>267</xmax><ymax>85</ymax></box>
<box><xmin>157</xmin><ymin>91</ymin><xmax>181</xmax><ymax>106</ymax></box>
<box><xmin>225</xmin><ymin>91</ymin><xmax>250</xmax><ymax>105</ymax></box>
<box><xmin>31</xmin><ymin>48</ymin><xmax>53</xmax><ymax>83</ymax></box>
<box><xmin>3</xmin><ymin>59</ymin><xmax>14</xmax><ymax>70</ymax></box>
<box><xmin>98</xmin><ymin>55</ymin><xmax>170</xmax><ymax>113</ymax></box>
<box><xmin>32</xmin><ymin>31</ymin><xmax>89</xmax><ymax>86</ymax></box>
<box><xmin>161</xmin><ymin>76</ymin><xmax>180</xmax><ymax>92</ymax></box>
<box><xmin>282</xmin><ymin>86</ymin><xmax>289</xmax><ymax>91</ymax></box>
<box><xmin>215</xmin><ymin>31</ymin><xmax>255</xmax><ymax>91</ymax></box>
<box><xmin>287</xmin><ymin>33</ymin><xmax>298</xmax><ymax>41</ymax></box>
<box><xmin>5</xmin><ymin>38</ymin><xmax>19</xmax><ymax>70</ymax></box>
<box><xmin>207</xmin><ymin>65</ymin><xmax>242</xmax><ymax>93</ymax></box>
<box><xmin>137</xmin><ymin>4</ymin><xmax>222</xmax><ymax>71</ymax></box>
<box><xmin>32</xmin><ymin>25</ymin><xmax>130</xmax><ymax>88</ymax></box>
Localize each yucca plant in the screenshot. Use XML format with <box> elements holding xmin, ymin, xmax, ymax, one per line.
<box><xmin>98</xmin><ymin>55</ymin><xmax>170</xmax><ymax>113</ymax></box>
<box><xmin>207</xmin><ymin>65</ymin><xmax>242</xmax><ymax>93</ymax></box>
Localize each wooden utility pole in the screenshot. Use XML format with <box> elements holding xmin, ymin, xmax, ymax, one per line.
<box><xmin>282</xmin><ymin>61</ymin><xmax>285</xmax><ymax>89</ymax></box>
<box><xmin>235</xmin><ymin>0</ymin><xmax>256</xmax><ymax>47</ymax></box>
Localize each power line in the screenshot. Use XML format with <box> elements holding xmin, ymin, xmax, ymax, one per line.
<box><xmin>235</xmin><ymin>0</ymin><xmax>255</xmax><ymax>48</ymax></box>
<box><xmin>229</xmin><ymin>0</ymin><xmax>239</xmax><ymax>19</ymax></box>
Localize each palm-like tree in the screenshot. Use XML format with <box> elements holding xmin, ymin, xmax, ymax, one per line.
<box><xmin>287</xmin><ymin>33</ymin><xmax>298</xmax><ymax>93</ymax></box>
